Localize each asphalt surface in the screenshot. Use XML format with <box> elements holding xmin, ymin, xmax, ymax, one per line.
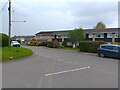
<box><xmin>2</xmin><ymin>46</ymin><xmax>118</xmax><ymax>88</ymax></box>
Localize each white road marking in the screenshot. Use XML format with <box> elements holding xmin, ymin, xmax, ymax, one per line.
<box><xmin>45</xmin><ymin>66</ymin><xmax>90</xmax><ymax>76</ymax></box>
<box><xmin>57</xmin><ymin>59</ymin><xmax>63</xmax><ymax>61</ymax></box>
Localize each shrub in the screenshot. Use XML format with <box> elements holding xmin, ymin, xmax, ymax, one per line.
<box><xmin>112</xmin><ymin>42</ymin><xmax>120</xmax><ymax>45</ymax></box>
<box><xmin>53</xmin><ymin>39</ymin><xmax>59</xmax><ymax>48</ymax></box>
<box><xmin>59</xmin><ymin>45</ymin><xmax>64</xmax><ymax>48</ymax></box>
<box><xmin>62</xmin><ymin>41</ymin><xmax>68</xmax><ymax>47</ymax></box>
<box><xmin>0</xmin><ymin>33</ymin><xmax>9</xmax><ymax>47</ymax></box>
<box><xmin>79</xmin><ymin>41</ymin><xmax>106</xmax><ymax>53</ymax></box>
<box><xmin>30</xmin><ymin>39</ymin><xmax>37</xmax><ymax>46</ymax></box>
<box><xmin>39</xmin><ymin>42</ymin><xmax>48</xmax><ymax>46</ymax></box>
<box><xmin>47</xmin><ymin>41</ymin><xmax>54</xmax><ymax>48</ymax></box>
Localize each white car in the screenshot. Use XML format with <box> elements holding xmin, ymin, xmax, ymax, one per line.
<box><xmin>11</xmin><ymin>41</ymin><xmax>20</xmax><ymax>47</ymax></box>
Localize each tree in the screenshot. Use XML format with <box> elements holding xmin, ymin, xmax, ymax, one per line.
<box><xmin>94</xmin><ymin>22</ymin><xmax>106</xmax><ymax>30</ymax></box>
<box><xmin>68</xmin><ymin>28</ymin><xmax>84</xmax><ymax>48</ymax></box>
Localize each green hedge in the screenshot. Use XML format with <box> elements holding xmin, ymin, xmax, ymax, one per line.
<box><xmin>0</xmin><ymin>33</ymin><xmax>9</xmax><ymax>47</ymax></box>
<box><xmin>38</xmin><ymin>42</ymin><xmax>49</xmax><ymax>46</ymax></box>
<box><xmin>47</xmin><ymin>39</ymin><xmax>59</xmax><ymax>48</ymax></box>
<box><xmin>79</xmin><ymin>41</ymin><xmax>106</xmax><ymax>53</ymax></box>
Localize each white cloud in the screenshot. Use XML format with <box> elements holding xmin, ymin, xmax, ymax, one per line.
<box><xmin>1</xmin><ymin>0</ymin><xmax>119</xmax><ymax>36</ymax></box>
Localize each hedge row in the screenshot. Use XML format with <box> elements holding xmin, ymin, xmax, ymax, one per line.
<box><xmin>79</xmin><ymin>41</ymin><xmax>106</xmax><ymax>53</ymax></box>
<box><xmin>0</xmin><ymin>33</ymin><xmax>9</xmax><ymax>47</ymax></box>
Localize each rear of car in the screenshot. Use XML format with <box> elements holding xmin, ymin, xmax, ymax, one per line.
<box><xmin>11</xmin><ymin>41</ymin><xmax>20</xmax><ymax>47</ymax></box>
<box><xmin>97</xmin><ymin>44</ymin><xmax>120</xmax><ymax>58</ymax></box>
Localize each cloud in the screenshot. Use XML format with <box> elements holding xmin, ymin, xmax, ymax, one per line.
<box><xmin>1</xmin><ymin>0</ymin><xmax>118</xmax><ymax>36</ymax></box>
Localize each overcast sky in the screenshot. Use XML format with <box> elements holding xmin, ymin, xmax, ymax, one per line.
<box><xmin>1</xmin><ymin>0</ymin><xmax>119</xmax><ymax>36</ymax></box>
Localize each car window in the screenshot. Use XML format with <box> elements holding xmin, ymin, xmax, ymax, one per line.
<box><xmin>112</xmin><ymin>46</ymin><xmax>119</xmax><ymax>51</ymax></box>
<box><xmin>101</xmin><ymin>46</ymin><xmax>112</xmax><ymax>50</ymax></box>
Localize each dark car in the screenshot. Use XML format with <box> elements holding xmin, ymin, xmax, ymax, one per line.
<box><xmin>97</xmin><ymin>44</ymin><xmax>120</xmax><ymax>58</ymax></box>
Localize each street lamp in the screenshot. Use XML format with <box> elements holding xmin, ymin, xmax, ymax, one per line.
<box><xmin>11</xmin><ymin>21</ymin><xmax>26</xmax><ymax>43</ymax></box>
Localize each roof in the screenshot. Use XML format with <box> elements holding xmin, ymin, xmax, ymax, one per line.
<box><xmin>36</xmin><ymin>28</ymin><xmax>120</xmax><ymax>35</ymax></box>
<box><xmin>12</xmin><ymin>35</ymin><xmax>35</xmax><ymax>38</ymax></box>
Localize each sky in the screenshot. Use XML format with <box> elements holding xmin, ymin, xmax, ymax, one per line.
<box><xmin>0</xmin><ymin>0</ymin><xmax>119</xmax><ymax>36</ymax></box>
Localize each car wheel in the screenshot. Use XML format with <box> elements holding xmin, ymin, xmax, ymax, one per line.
<box><xmin>99</xmin><ymin>53</ymin><xmax>105</xmax><ymax>58</ymax></box>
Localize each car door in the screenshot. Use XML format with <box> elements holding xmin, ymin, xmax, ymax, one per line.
<box><xmin>104</xmin><ymin>46</ymin><xmax>114</xmax><ymax>57</ymax></box>
<box><xmin>112</xmin><ymin>46</ymin><xmax>120</xmax><ymax>58</ymax></box>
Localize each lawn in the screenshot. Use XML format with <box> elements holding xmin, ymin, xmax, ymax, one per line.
<box><xmin>1</xmin><ymin>47</ymin><xmax>33</xmax><ymax>62</ymax></box>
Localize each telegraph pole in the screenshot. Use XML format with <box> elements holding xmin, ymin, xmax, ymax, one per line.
<box><xmin>8</xmin><ymin>0</ymin><xmax>11</xmax><ymax>46</ymax></box>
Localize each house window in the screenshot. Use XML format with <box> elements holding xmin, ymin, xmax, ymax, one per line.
<box><xmin>64</xmin><ymin>34</ymin><xmax>68</xmax><ymax>38</ymax></box>
<box><xmin>107</xmin><ymin>33</ymin><xmax>112</xmax><ymax>38</ymax></box>
<box><xmin>96</xmin><ymin>33</ymin><xmax>104</xmax><ymax>38</ymax></box>
<box><xmin>88</xmin><ymin>34</ymin><xmax>93</xmax><ymax>38</ymax></box>
<box><xmin>115</xmin><ymin>33</ymin><xmax>120</xmax><ymax>38</ymax></box>
<box><xmin>58</xmin><ymin>35</ymin><xmax>61</xmax><ymax>38</ymax></box>
<box><xmin>107</xmin><ymin>33</ymin><xmax>120</xmax><ymax>38</ymax></box>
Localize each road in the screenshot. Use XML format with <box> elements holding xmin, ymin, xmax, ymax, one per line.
<box><xmin>2</xmin><ymin>46</ymin><xmax>118</xmax><ymax>88</ymax></box>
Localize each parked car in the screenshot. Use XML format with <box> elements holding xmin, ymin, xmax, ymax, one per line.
<box><xmin>97</xmin><ymin>44</ymin><xmax>120</xmax><ymax>58</ymax></box>
<box><xmin>11</xmin><ymin>41</ymin><xmax>20</xmax><ymax>47</ymax></box>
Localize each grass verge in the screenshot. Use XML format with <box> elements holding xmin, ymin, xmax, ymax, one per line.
<box><xmin>0</xmin><ymin>47</ymin><xmax>33</xmax><ymax>62</ymax></box>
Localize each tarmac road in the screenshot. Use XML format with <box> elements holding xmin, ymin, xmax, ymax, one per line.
<box><xmin>2</xmin><ymin>46</ymin><xmax>118</xmax><ymax>88</ymax></box>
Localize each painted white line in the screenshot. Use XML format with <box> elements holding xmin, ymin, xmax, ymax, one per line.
<box><xmin>57</xmin><ymin>59</ymin><xmax>63</xmax><ymax>61</ymax></box>
<box><xmin>45</xmin><ymin>66</ymin><xmax>90</xmax><ymax>76</ymax></box>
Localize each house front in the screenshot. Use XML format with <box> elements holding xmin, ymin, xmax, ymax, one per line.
<box><xmin>36</xmin><ymin>28</ymin><xmax>120</xmax><ymax>43</ymax></box>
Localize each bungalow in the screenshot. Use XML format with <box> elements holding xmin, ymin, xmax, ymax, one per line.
<box><xmin>36</xmin><ymin>28</ymin><xmax>120</xmax><ymax>43</ymax></box>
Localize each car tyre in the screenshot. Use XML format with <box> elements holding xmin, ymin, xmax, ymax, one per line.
<box><xmin>99</xmin><ymin>53</ymin><xmax>105</xmax><ymax>58</ymax></box>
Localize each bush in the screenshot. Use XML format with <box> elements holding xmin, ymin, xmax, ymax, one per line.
<box><xmin>62</xmin><ymin>41</ymin><xmax>68</xmax><ymax>47</ymax></box>
<box><xmin>47</xmin><ymin>41</ymin><xmax>54</xmax><ymax>48</ymax></box>
<box><xmin>79</xmin><ymin>41</ymin><xmax>106</xmax><ymax>53</ymax></box>
<box><xmin>0</xmin><ymin>33</ymin><xmax>9</xmax><ymax>47</ymax></box>
<box><xmin>111</xmin><ymin>42</ymin><xmax>120</xmax><ymax>45</ymax></box>
<box><xmin>59</xmin><ymin>45</ymin><xmax>64</xmax><ymax>48</ymax></box>
<box><xmin>53</xmin><ymin>39</ymin><xmax>59</xmax><ymax>48</ymax></box>
<box><xmin>38</xmin><ymin>42</ymin><xmax>48</xmax><ymax>46</ymax></box>
<box><xmin>29</xmin><ymin>39</ymin><xmax>37</xmax><ymax>46</ymax></box>
<box><xmin>47</xmin><ymin>39</ymin><xmax>59</xmax><ymax>48</ymax></box>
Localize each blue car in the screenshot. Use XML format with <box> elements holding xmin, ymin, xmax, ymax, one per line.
<box><xmin>97</xmin><ymin>44</ymin><xmax>120</xmax><ymax>58</ymax></box>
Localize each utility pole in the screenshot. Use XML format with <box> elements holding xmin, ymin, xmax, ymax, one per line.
<box><xmin>8</xmin><ymin>0</ymin><xmax>11</xmax><ymax>46</ymax></box>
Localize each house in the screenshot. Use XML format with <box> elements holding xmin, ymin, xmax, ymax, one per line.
<box><xmin>36</xmin><ymin>28</ymin><xmax>120</xmax><ymax>43</ymax></box>
<box><xmin>11</xmin><ymin>35</ymin><xmax>36</xmax><ymax>43</ymax></box>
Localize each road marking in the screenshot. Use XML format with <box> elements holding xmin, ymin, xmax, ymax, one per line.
<box><xmin>57</xmin><ymin>59</ymin><xmax>63</xmax><ymax>61</ymax></box>
<box><xmin>45</xmin><ymin>66</ymin><xmax>90</xmax><ymax>76</ymax></box>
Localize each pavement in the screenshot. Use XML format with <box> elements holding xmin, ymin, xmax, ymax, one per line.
<box><xmin>2</xmin><ymin>46</ymin><xmax>118</xmax><ymax>88</ymax></box>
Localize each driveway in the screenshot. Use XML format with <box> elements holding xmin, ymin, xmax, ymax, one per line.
<box><xmin>2</xmin><ymin>46</ymin><xmax>118</xmax><ymax>88</ymax></box>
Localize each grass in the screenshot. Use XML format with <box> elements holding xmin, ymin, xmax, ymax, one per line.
<box><xmin>0</xmin><ymin>47</ymin><xmax>33</xmax><ymax>62</ymax></box>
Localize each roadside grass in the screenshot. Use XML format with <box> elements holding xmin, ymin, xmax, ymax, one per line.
<box><xmin>0</xmin><ymin>47</ymin><xmax>33</xmax><ymax>62</ymax></box>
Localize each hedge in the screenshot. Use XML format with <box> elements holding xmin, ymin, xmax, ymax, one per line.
<box><xmin>0</xmin><ymin>33</ymin><xmax>9</xmax><ymax>47</ymax></box>
<box><xmin>79</xmin><ymin>41</ymin><xmax>106</xmax><ymax>53</ymax></box>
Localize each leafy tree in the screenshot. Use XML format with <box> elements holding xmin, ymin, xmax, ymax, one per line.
<box><xmin>94</xmin><ymin>22</ymin><xmax>106</xmax><ymax>30</ymax></box>
<box><xmin>68</xmin><ymin>28</ymin><xmax>84</xmax><ymax>47</ymax></box>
